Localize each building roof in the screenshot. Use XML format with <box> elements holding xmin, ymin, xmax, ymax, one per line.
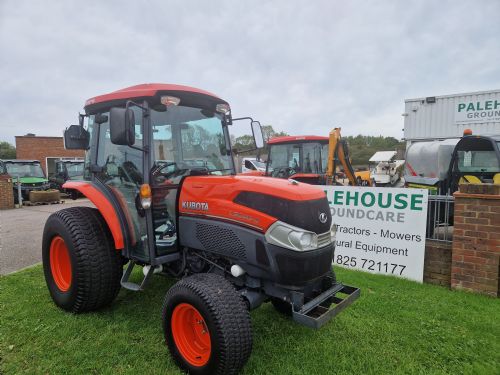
<box><xmin>405</xmin><ymin>88</ymin><xmax>500</xmax><ymax>103</ymax></box>
<box><xmin>267</xmin><ymin>135</ymin><xmax>329</xmax><ymax>145</ymax></box>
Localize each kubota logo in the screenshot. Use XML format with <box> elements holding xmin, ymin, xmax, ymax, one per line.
<box><xmin>182</xmin><ymin>201</ymin><xmax>209</xmax><ymax>211</ymax></box>
<box><xmin>319</xmin><ymin>212</ymin><xmax>328</xmax><ymax>223</ymax></box>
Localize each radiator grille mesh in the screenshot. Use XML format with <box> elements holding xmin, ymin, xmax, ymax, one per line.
<box><xmin>195</xmin><ymin>223</ymin><xmax>246</xmax><ymax>260</ymax></box>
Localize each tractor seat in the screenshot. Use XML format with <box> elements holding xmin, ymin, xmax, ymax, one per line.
<box><xmin>459</xmin><ymin>175</ymin><xmax>482</xmax><ymax>184</ymax></box>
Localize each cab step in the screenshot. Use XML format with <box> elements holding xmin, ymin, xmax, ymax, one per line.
<box><xmin>120</xmin><ymin>260</ymin><xmax>154</xmax><ymax>291</ymax></box>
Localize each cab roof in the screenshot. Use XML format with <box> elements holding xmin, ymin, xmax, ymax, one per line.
<box><xmin>84</xmin><ymin>83</ymin><xmax>227</xmax><ymax>114</ymax></box>
<box><xmin>267</xmin><ymin>135</ymin><xmax>329</xmax><ymax>145</ymax></box>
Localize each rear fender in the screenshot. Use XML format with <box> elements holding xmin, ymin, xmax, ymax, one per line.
<box><xmin>63</xmin><ymin>181</ymin><xmax>124</xmax><ymax>249</ymax></box>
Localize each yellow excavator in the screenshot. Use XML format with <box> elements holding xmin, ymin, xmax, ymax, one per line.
<box><xmin>265</xmin><ymin>127</ymin><xmax>372</xmax><ymax>186</ymax></box>
<box><xmin>325</xmin><ymin>128</ymin><xmax>372</xmax><ymax>186</ymax></box>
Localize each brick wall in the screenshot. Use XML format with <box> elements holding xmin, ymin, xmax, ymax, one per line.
<box><xmin>0</xmin><ymin>175</ymin><xmax>14</xmax><ymax>209</ymax></box>
<box><xmin>424</xmin><ymin>240</ymin><xmax>452</xmax><ymax>287</ymax></box>
<box><xmin>15</xmin><ymin>136</ymin><xmax>84</xmax><ymax>175</ymax></box>
<box><xmin>451</xmin><ymin>184</ymin><xmax>500</xmax><ymax>297</ymax></box>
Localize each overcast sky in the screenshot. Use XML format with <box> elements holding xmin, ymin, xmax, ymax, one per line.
<box><xmin>1</xmin><ymin>0</ymin><xmax>499</xmax><ymax>144</ymax></box>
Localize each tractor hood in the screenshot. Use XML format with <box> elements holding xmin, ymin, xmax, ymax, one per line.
<box><xmin>179</xmin><ymin>175</ymin><xmax>331</xmax><ymax>233</ymax></box>
<box><xmin>18</xmin><ymin>177</ymin><xmax>48</xmax><ymax>185</ymax></box>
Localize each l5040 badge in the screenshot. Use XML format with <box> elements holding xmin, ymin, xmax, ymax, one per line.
<box><xmin>182</xmin><ymin>201</ymin><xmax>209</xmax><ymax>211</ymax></box>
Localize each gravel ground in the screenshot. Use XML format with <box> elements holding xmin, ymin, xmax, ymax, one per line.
<box><xmin>0</xmin><ymin>198</ymin><xmax>93</xmax><ymax>275</ymax></box>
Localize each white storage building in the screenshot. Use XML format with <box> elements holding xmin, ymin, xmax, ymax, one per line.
<box><xmin>403</xmin><ymin>89</ymin><xmax>500</xmax><ymax>143</ymax></box>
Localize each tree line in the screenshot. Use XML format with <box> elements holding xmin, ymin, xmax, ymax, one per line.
<box><xmin>343</xmin><ymin>135</ymin><xmax>405</xmax><ymax>166</ymax></box>
<box><xmin>0</xmin><ymin>142</ymin><xmax>16</xmax><ymax>159</ymax></box>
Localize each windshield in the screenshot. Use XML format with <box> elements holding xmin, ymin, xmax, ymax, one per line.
<box><xmin>268</xmin><ymin>142</ymin><xmax>327</xmax><ymax>176</ymax></box>
<box><xmin>66</xmin><ymin>162</ymin><xmax>84</xmax><ymax>178</ymax></box>
<box><xmin>151</xmin><ymin>106</ymin><xmax>232</xmax><ymax>176</ymax></box>
<box><xmin>6</xmin><ymin>162</ymin><xmax>45</xmax><ymax>178</ymax></box>
<box><xmin>457</xmin><ymin>149</ymin><xmax>500</xmax><ymax>172</ymax></box>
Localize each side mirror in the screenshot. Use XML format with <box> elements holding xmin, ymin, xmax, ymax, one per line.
<box><xmin>251</xmin><ymin>121</ymin><xmax>265</xmax><ymax>148</ymax></box>
<box><xmin>110</xmin><ymin>107</ymin><xmax>135</xmax><ymax>146</ymax></box>
<box><xmin>64</xmin><ymin>125</ymin><xmax>90</xmax><ymax>150</ymax></box>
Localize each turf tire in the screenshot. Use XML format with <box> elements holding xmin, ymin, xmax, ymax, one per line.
<box><xmin>162</xmin><ymin>273</ymin><xmax>253</xmax><ymax>375</ymax></box>
<box><xmin>42</xmin><ymin>207</ymin><xmax>122</xmax><ymax>313</ymax></box>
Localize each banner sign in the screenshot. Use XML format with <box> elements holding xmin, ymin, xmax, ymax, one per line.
<box><xmin>318</xmin><ymin>186</ymin><xmax>428</xmax><ymax>282</ymax></box>
<box><xmin>455</xmin><ymin>99</ymin><xmax>500</xmax><ymax>124</ymax></box>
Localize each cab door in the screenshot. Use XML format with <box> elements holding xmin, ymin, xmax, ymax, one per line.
<box><xmin>92</xmin><ymin>109</ymin><xmax>151</xmax><ymax>262</ymax></box>
<box><xmin>149</xmin><ymin>114</ymin><xmax>181</xmax><ymax>256</ymax></box>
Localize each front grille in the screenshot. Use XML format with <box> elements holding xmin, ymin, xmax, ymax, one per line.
<box><xmin>317</xmin><ymin>232</ymin><xmax>332</xmax><ymax>248</ymax></box>
<box><xmin>275</xmin><ymin>249</ymin><xmax>333</xmax><ymax>284</ymax></box>
<box><xmin>195</xmin><ymin>223</ymin><xmax>246</xmax><ymax>260</ymax></box>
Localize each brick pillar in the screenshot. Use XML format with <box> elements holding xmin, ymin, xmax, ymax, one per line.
<box><xmin>424</xmin><ymin>240</ymin><xmax>452</xmax><ymax>287</ymax></box>
<box><xmin>0</xmin><ymin>175</ymin><xmax>14</xmax><ymax>209</ymax></box>
<box><xmin>451</xmin><ymin>184</ymin><xmax>500</xmax><ymax>297</ymax></box>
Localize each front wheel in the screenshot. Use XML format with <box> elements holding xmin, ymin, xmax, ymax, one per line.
<box><xmin>162</xmin><ymin>274</ymin><xmax>252</xmax><ymax>375</ymax></box>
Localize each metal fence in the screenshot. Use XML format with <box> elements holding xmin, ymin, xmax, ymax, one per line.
<box><xmin>426</xmin><ymin>194</ymin><xmax>454</xmax><ymax>243</ymax></box>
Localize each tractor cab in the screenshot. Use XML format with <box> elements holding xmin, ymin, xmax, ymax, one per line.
<box><xmin>64</xmin><ymin>84</ymin><xmax>264</xmax><ymax>266</ymax></box>
<box><xmin>266</xmin><ymin>130</ymin><xmax>372</xmax><ymax>186</ymax></box>
<box><xmin>266</xmin><ymin>136</ymin><xmax>329</xmax><ymax>184</ymax></box>
<box><xmin>448</xmin><ymin>135</ymin><xmax>500</xmax><ymax>192</ymax></box>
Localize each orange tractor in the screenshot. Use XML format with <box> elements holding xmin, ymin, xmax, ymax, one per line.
<box><xmin>265</xmin><ymin>128</ymin><xmax>372</xmax><ymax>186</ymax></box>
<box><xmin>42</xmin><ymin>84</ymin><xmax>359</xmax><ymax>374</ymax></box>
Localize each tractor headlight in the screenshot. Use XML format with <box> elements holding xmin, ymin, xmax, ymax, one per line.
<box><xmin>265</xmin><ymin>221</ymin><xmax>319</xmax><ymax>251</ymax></box>
<box><xmin>289</xmin><ymin>231</ymin><xmax>317</xmax><ymax>249</ymax></box>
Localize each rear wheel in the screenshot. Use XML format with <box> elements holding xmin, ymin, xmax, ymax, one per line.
<box><xmin>42</xmin><ymin>207</ymin><xmax>122</xmax><ymax>312</ymax></box>
<box><xmin>162</xmin><ymin>273</ymin><xmax>252</xmax><ymax>375</ymax></box>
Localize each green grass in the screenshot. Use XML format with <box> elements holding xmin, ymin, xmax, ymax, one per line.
<box><xmin>1</xmin><ymin>266</ymin><xmax>499</xmax><ymax>375</ymax></box>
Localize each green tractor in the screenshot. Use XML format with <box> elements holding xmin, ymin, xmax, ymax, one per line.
<box><xmin>1</xmin><ymin>159</ymin><xmax>50</xmax><ymax>203</ymax></box>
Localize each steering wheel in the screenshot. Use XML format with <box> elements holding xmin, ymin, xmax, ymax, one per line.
<box><xmin>272</xmin><ymin>167</ymin><xmax>295</xmax><ymax>178</ymax></box>
<box><xmin>152</xmin><ymin>162</ymin><xmax>180</xmax><ymax>182</ymax></box>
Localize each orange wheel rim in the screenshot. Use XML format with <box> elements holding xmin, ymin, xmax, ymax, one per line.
<box><xmin>49</xmin><ymin>236</ymin><xmax>72</xmax><ymax>292</ymax></box>
<box><xmin>171</xmin><ymin>303</ymin><xmax>211</xmax><ymax>367</ymax></box>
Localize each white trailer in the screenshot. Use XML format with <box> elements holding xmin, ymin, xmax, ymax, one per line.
<box><xmin>403</xmin><ymin>89</ymin><xmax>500</xmax><ymax>143</ymax></box>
